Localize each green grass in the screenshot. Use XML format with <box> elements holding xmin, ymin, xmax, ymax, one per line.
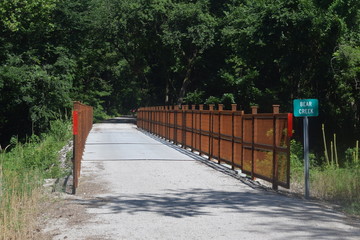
<box><xmin>0</xmin><ymin>119</ymin><xmax>72</xmax><ymax>239</ymax></box>
<box><xmin>290</xmin><ymin>140</ymin><xmax>360</xmax><ymax>216</ymax></box>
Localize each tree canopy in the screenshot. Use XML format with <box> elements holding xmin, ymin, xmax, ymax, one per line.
<box><xmin>0</xmin><ymin>0</ymin><xmax>359</xmax><ymax>155</ymax></box>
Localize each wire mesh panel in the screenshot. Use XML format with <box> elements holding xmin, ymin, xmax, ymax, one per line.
<box><xmin>175</xmin><ymin>110</ymin><xmax>182</xmax><ymax>144</ymax></box>
<box><xmin>275</xmin><ymin>115</ymin><xmax>290</xmax><ymax>188</ymax></box>
<box><xmin>219</xmin><ymin>112</ymin><xmax>233</xmax><ymax>164</ymax></box>
<box><xmin>193</xmin><ymin>111</ymin><xmax>201</xmax><ymax>152</ymax></box>
<box><xmin>159</xmin><ymin>110</ymin><xmax>165</xmax><ymax>137</ymax></box>
<box><xmin>233</xmin><ymin>113</ymin><xmax>243</xmax><ymax>167</ymax></box>
<box><xmin>254</xmin><ymin>149</ymin><xmax>273</xmax><ymax>180</ymax></box>
<box><xmin>255</xmin><ymin>117</ymin><xmax>274</xmax><ymax>146</ymax></box>
<box><xmin>169</xmin><ymin>110</ymin><xmax>175</xmax><ymax>142</ymax></box>
<box><xmin>253</xmin><ymin>116</ymin><xmax>274</xmax><ymax>180</ymax></box>
<box><xmin>211</xmin><ymin>112</ymin><xmax>220</xmax><ymax>159</ymax></box>
<box><xmin>185</xmin><ymin>111</ymin><xmax>193</xmax><ymax>149</ymax></box>
<box><xmin>200</xmin><ymin>112</ymin><xmax>211</xmax><ymax>155</ymax></box>
<box><xmin>242</xmin><ymin>116</ymin><xmax>253</xmax><ymax>174</ymax></box>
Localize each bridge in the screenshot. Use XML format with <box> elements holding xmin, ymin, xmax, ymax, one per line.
<box><xmin>42</xmin><ymin>113</ymin><xmax>360</xmax><ymax>239</ymax></box>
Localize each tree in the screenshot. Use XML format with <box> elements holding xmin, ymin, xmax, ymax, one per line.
<box><xmin>161</xmin><ymin>0</ymin><xmax>217</xmax><ymax>104</ymax></box>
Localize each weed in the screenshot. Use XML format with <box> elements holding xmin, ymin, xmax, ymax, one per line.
<box><xmin>290</xmin><ymin>139</ymin><xmax>360</xmax><ymax>216</ymax></box>
<box><xmin>0</xmin><ymin>120</ymin><xmax>72</xmax><ymax>239</ymax></box>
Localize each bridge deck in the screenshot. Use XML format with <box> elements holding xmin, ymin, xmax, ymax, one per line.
<box><xmin>49</xmin><ymin>119</ymin><xmax>359</xmax><ymax>239</ymax></box>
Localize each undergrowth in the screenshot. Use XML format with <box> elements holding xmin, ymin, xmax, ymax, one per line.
<box><xmin>290</xmin><ymin>139</ymin><xmax>360</xmax><ymax>216</ymax></box>
<box><xmin>0</xmin><ymin>119</ymin><xmax>72</xmax><ymax>239</ymax></box>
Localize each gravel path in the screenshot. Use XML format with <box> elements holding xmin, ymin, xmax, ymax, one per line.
<box><xmin>41</xmin><ymin>120</ymin><xmax>360</xmax><ymax>240</ymax></box>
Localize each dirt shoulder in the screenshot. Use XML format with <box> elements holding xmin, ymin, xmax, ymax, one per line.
<box><xmin>34</xmin><ymin>162</ymin><xmax>107</xmax><ymax>240</ymax></box>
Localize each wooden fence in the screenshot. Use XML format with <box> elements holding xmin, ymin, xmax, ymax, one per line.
<box><xmin>137</xmin><ymin>104</ymin><xmax>292</xmax><ymax>189</ymax></box>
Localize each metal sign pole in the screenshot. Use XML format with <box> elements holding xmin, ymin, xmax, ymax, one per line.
<box><xmin>303</xmin><ymin>116</ymin><xmax>310</xmax><ymax>199</ymax></box>
<box><xmin>294</xmin><ymin>99</ymin><xmax>318</xmax><ymax>199</ymax></box>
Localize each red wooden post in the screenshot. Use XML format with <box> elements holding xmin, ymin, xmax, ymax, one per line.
<box><xmin>209</xmin><ymin>104</ymin><xmax>215</xmax><ymax>111</ymax></box>
<box><xmin>272</xmin><ymin>105</ymin><xmax>280</xmax><ymax>190</ymax></box>
<box><xmin>251</xmin><ymin>105</ymin><xmax>259</xmax><ymax>114</ymax></box>
<box><xmin>231</xmin><ymin>104</ymin><xmax>237</xmax><ymax>112</ymax></box>
<box><xmin>273</xmin><ymin>105</ymin><xmax>280</xmax><ymax>114</ymax></box>
<box><xmin>288</xmin><ymin>113</ymin><xmax>293</xmax><ymax>137</ymax></box>
<box><xmin>218</xmin><ymin>104</ymin><xmax>224</xmax><ymax>111</ymax></box>
<box><xmin>231</xmin><ymin>104</ymin><xmax>237</xmax><ymax>169</ymax></box>
<box><xmin>251</xmin><ymin>105</ymin><xmax>258</xmax><ymax>180</ymax></box>
<box><xmin>73</xmin><ymin>111</ymin><xmax>78</xmax><ymax>135</ymax></box>
<box><xmin>198</xmin><ymin>105</ymin><xmax>203</xmax><ymax>154</ymax></box>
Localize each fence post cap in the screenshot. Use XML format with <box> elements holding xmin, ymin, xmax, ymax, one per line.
<box><xmin>272</xmin><ymin>104</ymin><xmax>280</xmax><ymax>114</ymax></box>
<box><xmin>209</xmin><ymin>104</ymin><xmax>215</xmax><ymax>111</ymax></box>
<box><xmin>218</xmin><ymin>104</ymin><xmax>224</xmax><ymax>111</ymax></box>
<box><xmin>199</xmin><ymin>104</ymin><xmax>204</xmax><ymax>110</ymax></box>
<box><xmin>251</xmin><ymin>105</ymin><xmax>259</xmax><ymax>114</ymax></box>
<box><xmin>231</xmin><ymin>104</ymin><xmax>237</xmax><ymax>111</ymax></box>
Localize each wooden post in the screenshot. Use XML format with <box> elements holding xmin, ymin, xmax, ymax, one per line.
<box><xmin>208</xmin><ymin>104</ymin><xmax>215</xmax><ymax>160</ymax></box>
<box><xmin>273</xmin><ymin>105</ymin><xmax>280</xmax><ymax>114</ymax></box>
<box><xmin>272</xmin><ymin>104</ymin><xmax>280</xmax><ymax>190</ymax></box>
<box><xmin>209</xmin><ymin>104</ymin><xmax>215</xmax><ymax>111</ymax></box>
<box><xmin>199</xmin><ymin>104</ymin><xmax>203</xmax><ymax>154</ymax></box>
<box><xmin>231</xmin><ymin>104</ymin><xmax>237</xmax><ymax>112</ymax></box>
<box><xmin>218</xmin><ymin>104</ymin><xmax>224</xmax><ymax>111</ymax></box>
<box><xmin>231</xmin><ymin>104</ymin><xmax>237</xmax><ymax>169</ymax></box>
<box><xmin>251</xmin><ymin>105</ymin><xmax>259</xmax><ymax>114</ymax></box>
<box><xmin>251</xmin><ymin>105</ymin><xmax>258</xmax><ymax>180</ymax></box>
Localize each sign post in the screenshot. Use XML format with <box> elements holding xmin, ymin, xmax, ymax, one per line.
<box><xmin>293</xmin><ymin>99</ymin><xmax>319</xmax><ymax>199</ymax></box>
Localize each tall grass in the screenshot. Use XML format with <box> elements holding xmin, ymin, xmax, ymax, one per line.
<box><xmin>0</xmin><ymin>120</ymin><xmax>72</xmax><ymax>239</ymax></box>
<box><xmin>311</xmin><ymin>166</ymin><xmax>360</xmax><ymax>214</ymax></box>
<box><xmin>290</xmin><ymin>139</ymin><xmax>360</xmax><ymax>215</ymax></box>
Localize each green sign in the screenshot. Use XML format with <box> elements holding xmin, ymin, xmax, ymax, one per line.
<box><xmin>293</xmin><ymin>99</ymin><xmax>319</xmax><ymax>117</ymax></box>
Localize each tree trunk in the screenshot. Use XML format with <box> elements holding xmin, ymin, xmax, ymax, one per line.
<box><xmin>165</xmin><ymin>79</ymin><xmax>169</xmax><ymax>105</ymax></box>
<box><xmin>177</xmin><ymin>69</ymin><xmax>192</xmax><ymax>105</ymax></box>
<box><xmin>177</xmin><ymin>51</ymin><xmax>198</xmax><ymax>105</ymax></box>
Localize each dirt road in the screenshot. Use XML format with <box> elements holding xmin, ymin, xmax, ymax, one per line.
<box><xmin>39</xmin><ymin>120</ymin><xmax>360</xmax><ymax>239</ymax></box>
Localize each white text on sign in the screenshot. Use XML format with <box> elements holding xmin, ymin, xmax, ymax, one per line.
<box><xmin>300</xmin><ymin>101</ymin><xmax>313</xmax><ymax>107</ymax></box>
<box><xmin>299</xmin><ymin>109</ymin><xmax>314</xmax><ymax>114</ymax></box>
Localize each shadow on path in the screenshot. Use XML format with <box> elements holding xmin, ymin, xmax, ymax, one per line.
<box><xmin>74</xmin><ymin>123</ymin><xmax>360</xmax><ymax>239</ymax></box>
<box><xmin>73</xmin><ymin>187</ymin><xmax>360</xmax><ymax>239</ymax></box>
<box><xmin>100</xmin><ymin>116</ymin><xmax>136</xmax><ymax>124</ymax></box>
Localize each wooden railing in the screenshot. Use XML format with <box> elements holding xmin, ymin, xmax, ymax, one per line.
<box><xmin>137</xmin><ymin>104</ymin><xmax>292</xmax><ymax>189</ymax></box>
<box><xmin>72</xmin><ymin>101</ymin><xmax>93</xmax><ymax>194</ymax></box>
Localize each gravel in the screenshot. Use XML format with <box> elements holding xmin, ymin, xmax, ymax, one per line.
<box><xmin>38</xmin><ymin>120</ymin><xmax>360</xmax><ymax>240</ymax></box>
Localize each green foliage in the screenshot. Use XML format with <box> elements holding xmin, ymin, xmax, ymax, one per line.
<box><xmin>0</xmin><ymin>119</ymin><xmax>72</xmax><ymax>237</ymax></box>
<box><xmin>1</xmin><ymin>120</ymin><xmax>72</xmax><ymax>178</ymax></box>
<box><xmin>0</xmin><ymin>54</ymin><xmax>73</xmax><ymax>141</ymax></box>
<box><xmin>290</xmin><ymin>139</ymin><xmax>360</xmax><ymax>215</ymax></box>
<box><xmin>345</xmin><ymin>143</ymin><xmax>359</xmax><ymax>167</ymax></box>
<box><xmin>0</xmin><ymin>0</ymin><xmax>359</xmax><ymax>158</ymax></box>
<box><xmin>205</xmin><ymin>96</ymin><xmax>221</xmax><ymax>105</ymax></box>
<box><xmin>0</xmin><ymin>0</ymin><xmax>57</xmax><ymax>32</ymax></box>
<box><xmin>220</xmin><ymin>93</ymin><xmax>235</xmax><ymax>109</ymax></box>
<box><xmin>290</xmin><ymin>139</ymin><xmax>304</xmax><ymax>171</ymax></box>
<box><xmin>310</xmin><ymin>166</ymin><xmax>360</xmax><ymax>215</ymax></box>
<box><xmin>183</xmin><ymin>90</ymin><xmax>205</xmax><ymax>104</ymax></box>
